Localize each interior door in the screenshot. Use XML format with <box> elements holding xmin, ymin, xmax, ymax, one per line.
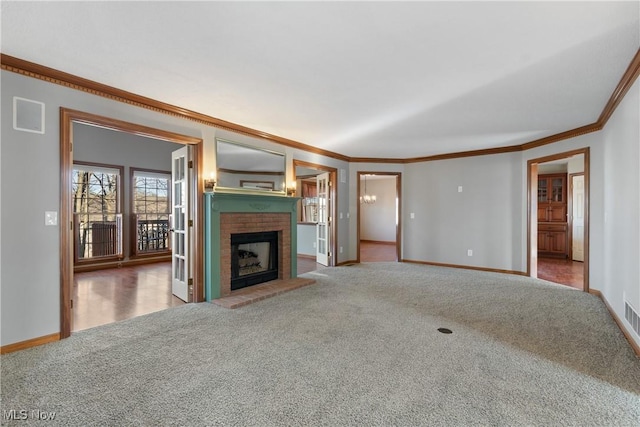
<box><xmin>316</xmin><ymin>172</ymin><xmax>330</xmax><ymax>266</ymax></box>
<box><xmin>572</xmin><ymin>174</ymin><xmax>585</xmax><ymax>262</ymax></box>
<box><xmin>171</xmin><ymin>146</ymin><xmax>192</xmax><ymax>302</ymax></box>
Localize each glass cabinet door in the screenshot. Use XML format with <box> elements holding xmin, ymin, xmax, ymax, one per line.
<box><xmin>538</xmin><ymin>178</ymin><xmax>548</xmax><ymax>202</ymax></box>
<box><xmin>551</xmin><ymin>178</ymin><xmax>564</xmax><ymax>202</ymax></box>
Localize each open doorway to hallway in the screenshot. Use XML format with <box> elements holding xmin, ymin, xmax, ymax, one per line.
<box><xmin>357</xmin><ymin>172</ymin><xmax>402</xmax><ymax>263</ymax></box>
<box><xmin>528</xmin><ymin>149</ymin><xmax>589</xmax><ymax>291</ymax></box>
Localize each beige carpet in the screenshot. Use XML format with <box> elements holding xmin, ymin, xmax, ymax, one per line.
<box><xmin>2</xmin><ymin>262</ymin><xmax>639</xmax><ymax>426</ymax></box>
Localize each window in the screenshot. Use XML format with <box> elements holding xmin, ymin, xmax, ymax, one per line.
<box><xmin>132</xmin><ymin>169</ymin><xmax>171</xmax><ymax>255</ymax></box>
<box><xmin>72</xmin><ymin>163</ymin><xmax>123</xmax><ymax>262</ymax></box>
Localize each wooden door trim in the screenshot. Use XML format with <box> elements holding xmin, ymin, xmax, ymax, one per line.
<box><xmin>60</xmin><ymin>108</ymin><xmax>204</xmax><ymax>338</ymax></box>
<box><xmin>356</xmin><ymin>172</ymin><xmax>402</xmax><ymax>263</ymax></box>
<box><xmin>527</xmin><ymin>148</ymin><xmax>589</xmax><ymax>292</ymax></box>
<box><xmin>292</xmin><ymin>159</ymin><xmax>338</xmax><ymax>266</ymax></box>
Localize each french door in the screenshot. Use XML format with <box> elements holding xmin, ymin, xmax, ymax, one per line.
<box><xmin>316</xmin><ymin>172</ymin><xmax>330</xmax><ymax>266</ymax></box>
<box><xmin>171</xmin><ymin>146</ymin><xmax>192</xmax><ymax>301</ymax></box>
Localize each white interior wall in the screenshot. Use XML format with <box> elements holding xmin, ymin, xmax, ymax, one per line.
<box><xmin>601</xmin><ymin>77</ymin><xmax>640</xmax><ymax>347</ymax></box>
<box><xmin>296</xmin><ymin>224</ymin><xmax>316</xmax><ymax>256</ymax></box>
<box><xmin>403</xmin><ymin>152</ymin><xmax>524</xmax><ymax>271</ymax></box>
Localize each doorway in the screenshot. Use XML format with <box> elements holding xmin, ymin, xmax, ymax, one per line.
<box><xmin>293</xmin><ymin>159</ymin><xmax>338</xmax><ymax>267</ymax></box>
<box><xmin>60</xmin><ymin>108</ymin><xmax>204</xmax><ymax>338</ymax></box>
<box><xmin>528</xmin><ymin>148</ymin><xmax>589</xmax><ymax>291</ymax></box>
<box><xmin>357</xmin><ymin>172</ymin><xmax>402</xmax><ymax>263</ymax></box>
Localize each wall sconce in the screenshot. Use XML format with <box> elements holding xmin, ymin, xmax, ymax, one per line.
<box><xmin>286</xmin><ymin>181</ymin><xmax>297</xmax><ymax>196</ymax></box>
<box><xmin>204</xmin><ymin>172</ymin><xmax>216</xmax><ymax>192</ymax></box>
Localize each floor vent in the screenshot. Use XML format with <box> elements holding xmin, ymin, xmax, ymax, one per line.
<box><xmin>625</xmin><ymin>301</ymin><xmax>640</xmax><ymax>337</ymax></box>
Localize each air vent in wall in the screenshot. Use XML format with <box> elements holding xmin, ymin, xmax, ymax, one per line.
<box><xmin>13</xmin><ymin>97</ymin><xmax>45</xmax><ymax>134</ymax></box>
<box><xmin>625</xmin><ymin>301</ymin><xmax>640</xmax><ymax>337</ymax></box>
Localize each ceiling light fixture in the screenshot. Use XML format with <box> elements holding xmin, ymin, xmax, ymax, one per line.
<box><xmin>360</xmin><ymin>175</ymin><xmax>377</xmax><ymax>204</ymax></box>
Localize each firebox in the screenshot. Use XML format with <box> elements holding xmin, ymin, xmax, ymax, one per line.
<box><xmin>230</xmin><ymin>231</ymin><xmax>279</xmax><ymax>291</ymax></box>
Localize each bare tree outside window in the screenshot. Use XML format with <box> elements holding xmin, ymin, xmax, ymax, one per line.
<box><xmin>133</xmin><ymin>171</ymin><xmax>171</xmax><ymax>254</ymax></box>
<box><xmin>72</xmin><ymin>166</ymin><xmax>122</xmax><ymax>261</ymax></box>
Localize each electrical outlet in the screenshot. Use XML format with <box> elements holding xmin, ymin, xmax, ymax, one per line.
<box><xmin>312</xmin><ymin>242</ymin><xmax>317</xmax><ymax>249</ymax></box>
<box><xmin>467</xmin><ymin>249</ymin><xmax>473</xmax><ymax>256</ymax></box>
<box><xmin>458</xmin><ymin>186</ymin><xmax>463</xmax><ymax>193</ymax></box>
<box><xmin>340</xmin><ymin>212</ymin><xmax>343</xmax><ymax>219</ymax></box>
<box><xmin>340</xmin><ymin>246</ymin><xmax>343</xmax><ymax>254</ymax></box>
<box><xmin>410</xmin><ymin>213</ymin><xmax>415</xmax><ymax>219</ymax></box>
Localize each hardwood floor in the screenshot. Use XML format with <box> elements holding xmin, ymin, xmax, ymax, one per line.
<box><xmin>537</xmin><ymin>257</ymin><xmax>584</xmax><ymax>290</ymax></box>
<box><xmin>297</xmin><ymin>256</ymin><xmax>325</xmax><ymax>274</ymax></box>
<box><xmin>73</xmin><ymin>262</ymin><xmax>183</xmax><ymax>331</ymax></box>
<box><xmin>360</xmin><ymin>241</ymin><xmax>397</xmax><ymax>262</ymax></box>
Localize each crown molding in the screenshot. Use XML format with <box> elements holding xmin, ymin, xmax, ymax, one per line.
<box><xmin>0</xmin><ymin>54</ymin><xmax>350</xmax><ymax>162</ymax></box>
<box><xmin>520</xmin><ymin>122</ymin><xmax>603</xmax><ymax>151</ymax></box>
<box><xmin>597</xmin><ymin>47</ymin><xmax>640</xmax><ymax>127</ymax></box>
<box><xmin>402</xmin><ymin>144</ymin><xmax>523</xmax><ymax>163</ymax></box>
<box><xmin>3</xmin><ymin>48</ymin><xmax>639</xmax><ymax>164</ymax></box>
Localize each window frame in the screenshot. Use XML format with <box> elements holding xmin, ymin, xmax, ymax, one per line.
<box><xmin>72</xmin><ymin>161</ymin><xmax>124</xmax><ymax>264</ymax></box>
<box><xmin>130</xmin><ymin>167</ymin><xmax>172</xmax><ymax>257</ymax></box>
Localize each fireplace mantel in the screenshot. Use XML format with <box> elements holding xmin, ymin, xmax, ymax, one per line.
<box><xmin>204</xmin><ymin>191</ymin><xmax>300</xmax><ymax>300</ymax></box>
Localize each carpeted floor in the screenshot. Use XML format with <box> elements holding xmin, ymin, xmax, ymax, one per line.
<box><xmin>2</xmin><ymin>263</ymin><xmax>639</xmax><ymax>426</ymax></box>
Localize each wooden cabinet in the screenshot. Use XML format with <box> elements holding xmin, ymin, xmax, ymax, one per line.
<box><xmin>538</xmin><ymin>174</ymin><xmax>568</xmax><ymax>258</ymax></box>
<box><xmin>537</xmin><ymin>174</ymin><xmax>567</xmax><ymax>222</ymax></box>
<box><xmin>538</xmin><ymin>223</ymin><xmax>567</xmax><ymax>257</ymax></box>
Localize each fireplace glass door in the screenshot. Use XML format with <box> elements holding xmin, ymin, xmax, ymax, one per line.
<box><xmin>231</xmin><ymin>231</ymin><xmax>278</xmax><ymax>290</ymax></box>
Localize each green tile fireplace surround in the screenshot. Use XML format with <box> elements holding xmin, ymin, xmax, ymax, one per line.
<box><xmin>204</xmin><ymin>191</ymin><xmax>300</xmax><ymax>301</ymax></box>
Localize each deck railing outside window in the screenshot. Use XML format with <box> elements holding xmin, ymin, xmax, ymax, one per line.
<box><xmin>74</xmin><ymin>213</ymin><xmax>123</xmax><ymax>262</ymax></box>
<box><xmin>135</xmin><ymin>214</ymin><xmax>170</xmax><ymax>254</ymax></box>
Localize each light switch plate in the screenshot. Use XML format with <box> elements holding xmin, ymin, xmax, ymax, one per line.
<box><xmin>45</xmin><ymin>211</ymin><xmax>58</xmax><ymax>226</ymax></box>
<box><xmin>410</xmin><ymin>213</ymin><xmax>415</xmax><ymax>219</ymax></box>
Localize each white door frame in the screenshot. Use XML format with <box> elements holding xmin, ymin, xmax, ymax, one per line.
<box><xmin>60</xmin><ymin>108</ymin><xmax>204</xmax><ymax>338</ymax></box>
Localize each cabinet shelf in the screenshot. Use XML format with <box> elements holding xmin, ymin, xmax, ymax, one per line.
<box><xmin>538</xmin><ymin>173</ymin><xmax>568</xmax><ymax>258</ymax></box>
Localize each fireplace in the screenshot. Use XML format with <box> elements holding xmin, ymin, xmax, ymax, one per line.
<box><xmin>204</xmin><ymin>191</ymin><xmax>300</xmax><ymax>300</ymax></box>
<box><xmin>231</xmin><ymin>231</ymin><xmax>278</xmax><ymax>290</ymax></box>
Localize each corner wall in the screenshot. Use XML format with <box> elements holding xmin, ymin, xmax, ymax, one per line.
<box><xmin>602</xmin><ymin>77</ymin><xmax>640</xmax><ymax>348</ymax></box>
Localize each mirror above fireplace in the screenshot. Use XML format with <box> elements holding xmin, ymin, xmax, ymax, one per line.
<box><xmin>216</xmin><ymin>138</ymin><xmax>286</xmax><ymax>193</ymax></box>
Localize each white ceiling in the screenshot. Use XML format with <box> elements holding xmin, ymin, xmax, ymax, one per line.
<box><xmin>2</xmin><ymin>1</ymin><xmax>638</xmax><ymax>159</ymax></box>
